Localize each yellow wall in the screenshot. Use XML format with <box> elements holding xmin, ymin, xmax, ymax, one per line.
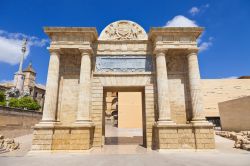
<box><xmin>201</xmin><ymin>79</ymin><xmax>250</xmax><ymax>117</ymax></box>
<box><xmin>118</xmin><ymin>92</ymin><xmax>142</xmax><ymax>128</ymax></box>
<box><xmin>218</xmin><ymin>96</ymin><xmax>250</xmax><ymax>132</ymax></box>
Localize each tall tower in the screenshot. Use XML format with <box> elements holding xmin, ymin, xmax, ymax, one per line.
<box><xmin>14</xmin><ymin>38</ymin><xmax>28</xmax><ymax>92</ymax></box>
<box><xmin>23</xmin><ymin>62</ymin><xmax>36</xmax><ymax>95</ymax></box>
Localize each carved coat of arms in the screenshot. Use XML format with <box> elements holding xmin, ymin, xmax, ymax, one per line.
<box><xmin>99</xmin><ymin>20</ymin><xmax>147</xmax><ymax>40</ymax></box>
<box><xmin>114</xmin><ymin>22</ymin><xmax>137</xmax><ymax>40</ymax></box>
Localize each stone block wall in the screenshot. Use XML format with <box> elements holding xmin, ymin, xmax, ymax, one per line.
<box><xmin>57</xmin><ymin>54</ymin><xmax>81</xmax><ymax>125</ymax></box>
<box><xmin>153</xmin><ymin>124</ymin><xmax>215</xmax><ymax>149</ymax></box>
<box><xmin>91</xmin><ymin>77</ymin><xmax>104</xmax><ymax>147</ymax></box>
<box><xmin>0</xmin><ymin>107</ymin><xmax>42</xmax><ymax>138</ymax></box>
<box><xmin>32</xmin><ymin>126</ymin><xmax>94</xmax><ymax>151</ymax></box>
<box><xmin>201</xmin><ymin>79</ymin><xmax>250</xmax><ymax>117</ymax></box>
<box><xmin>218</xmin><ymin>96</ymin><xmax>250</xmax><ymax>132</ymax></box>
<box><xmin>168</xmin><ymin>74</ymin><xmax>190</xmax><ymax>123</ymax></box>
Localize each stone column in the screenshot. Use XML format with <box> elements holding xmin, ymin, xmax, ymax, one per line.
<box><xmin>187</xmin><ymin>50</ymin><xmax>206</xmax><ymax>122</ymax></box>
<box><xmin>41</xmin><ymin>49</ymin><xmax>60</xmax><ymax>122</ymax></box>
<box><xmin>156</xmin><ymin>51</ymin><xmax>174</xmax><ymax>124</ymax></box>
<box><xmin>76</xmin><ymin>50</ymin><xmax>92</xmax><ymax>123</ymax></box>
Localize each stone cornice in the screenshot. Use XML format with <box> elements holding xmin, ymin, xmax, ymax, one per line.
<box><xmin>149</xmin><ymin>27</ymin><xmax>203</xmax><ymax>54</ymax></box>
<box><xmin>149</xmin><ymin>27</ymin><xmax>204</xmax><ymax>41</ymax></box>
<box><xmin>44</xmin><ymin>27</ymin><xmax>98</xmax><ymax>42</ymax></box>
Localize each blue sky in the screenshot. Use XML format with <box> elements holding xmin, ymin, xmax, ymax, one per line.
<box><xmin>0</xmin><ymin>0</ymin><xmax>250</xmax><ymax>85</ymax></box>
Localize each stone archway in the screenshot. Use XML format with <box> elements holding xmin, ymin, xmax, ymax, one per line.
<box><xmin>31</xmin><ymin>20</ymin><xmax>215</xmax><ymax>152</ymax></box>
<box><xmin>91</xmin><ymin>73</ymin><xmax>156</xmax><ymax>148</ymax></box>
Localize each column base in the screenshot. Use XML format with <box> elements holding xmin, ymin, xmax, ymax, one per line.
<box><xmin>31</xmin><ymin>122</ymin><xmax>95</xmax><ymax>151</ymax></box>
<box><xmin>73</xmin><ymin>120</ymin><xmax>94</xmax><ymax>127</ymax></box>
<box><xmin>153</xmin><ymin>123</ymin><xmax>215</xmax><ymax>150</ymax></box>
<box><xmin>155</xmin><ymin>120</ymin><xmax>176</xmax><ymax>126</ymax></box>
<box><xmin>191</xmin><ymin>118</ymin><xmax>213</xmax><ymax>126</ymax></box>
<box><xmin>35</xmin><ymin>120</ymin><xmax>61</xmax><ymax>127</ymax></box>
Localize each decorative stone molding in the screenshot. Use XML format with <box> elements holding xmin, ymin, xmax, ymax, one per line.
<box><xmin>95</xmin><ymin>55</ymin><xmax>152</xmax><ymax>72</ymax></box>
<box><xmin>95</xmin><ymin>41</ymin><xmax>151</xmax><ymax>55</ymax></box>
<box><xmin>97</xmin><ymin>75</ymin><xmax>152</xmax><ymax>87</ymax></box>
<box><xmin>48</xmin><ymin>48</ymin><xmax>62</xmax><ymax>55</ymax></box>
<box><xmin>44</xmin><ymin>27</ymin><xmax>98</xmax><ymax>50</ymax></box>
<box><xmin>79</xmin><ymin>47</ymin><xmax>94</xmax><ymax>55</ymax></box>
<box><xmin>99</xmin><ymin>20</ymin><xmax>147</xmax><ymax>41</ymax></box>
<box><xmin>149</xmin><ymin>27</ymin><xmax>203</xmax><ymax>52</ymax></box>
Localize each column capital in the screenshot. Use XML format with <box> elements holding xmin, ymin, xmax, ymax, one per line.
<box><xmin>78</xmin><ymin>47</ymin><xmax>94</xmax><ymax>55</ymax></box>
<box><xmin>187</xmin><ymin>48</ymin><xmax>199</xmax><ymax>55</ymax></box>
<box><xmin>154</xmin><ymin>49</ymin><xmax>168</xmax><ymax>55</ymax></box>
<box><xmin>48</xmin><ymin>47</ymin><xmax>61</xmax><ymax>55</ymax></box>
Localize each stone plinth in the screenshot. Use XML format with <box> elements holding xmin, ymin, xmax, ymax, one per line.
<box><xmin>32</xmin><ymin>124</ymin><xmax>94</xmax><ymax>151</ymax></box>
<box><xmin>153</xmin><ymin>123</ymin><xmax>215</xmax><ymax>149</ymax></box>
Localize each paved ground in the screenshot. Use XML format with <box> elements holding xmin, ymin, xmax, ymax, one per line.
<box><xmin>105</xmin><ymin>122</ymin><xmax>142</xmax><ymax>137</ymax></box>
<box><xmin>0</xmin><ymin>133</ymin><xmax>250</xmax><ymax>166</ymax></box>
<box><xmin>105</xmin><ymin>123</ymin><xmax>143</xmax><ymax>145</ymax></box>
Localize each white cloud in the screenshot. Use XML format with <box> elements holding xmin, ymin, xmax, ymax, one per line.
<box><xmin>189</xmin><ymin>4</ymin><xmax>210</xmax><ymax>16</ymax></box>
<box><xmin>199</xmin><ymin>37</ymin><xmax>213</xmax><ymax>52</ymax></box>
<box><xmin>165</xmin><ymin>15</ymin><xmax>198</xmax><ymax>27</ymax></box>
<box><xmin>0</xmin><ymin>30</ymin><xmax>48</xmax><ymax>65</ymax></box>
<box><xmin>189</xmin><ymin>7</ymin><xmax>200</xmax><ymax>16</ymax></box>
<box><xmin>220</xmin><ymin>76</ymin><xmax>238</xmax><ymax>79</ymax></box>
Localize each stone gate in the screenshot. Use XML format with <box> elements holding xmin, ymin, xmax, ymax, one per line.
<box><xmin>32</xmin><ymin>20</ymin><xmax>215</xmax><ymax>151</ymax></box>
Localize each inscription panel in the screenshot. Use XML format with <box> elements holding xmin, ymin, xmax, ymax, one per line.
<box><xmin>95</xmin><ymin>55</ymin><xmax>152</xmax><ymax>72</ymax></box>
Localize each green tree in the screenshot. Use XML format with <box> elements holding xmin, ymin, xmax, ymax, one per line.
<box><xmin>0</xmin><ymin>91</ymin><xmax>5</xmax><ymax>102</ymax></box>
<box><xmin>19</xmin><ymin>97</ymin><xmax>41</xmax><ymax>110</ymax></box>
<box><xmin>8</xmin><ymin>97</ymin><xmax>41</xmax><ymax>110</ymax></box>
<box><xmin>9</xmin><ymin>98</ymin><xmax>20</xmax><ymax>108</ymax></box>
<box><xmin>0</xmin><ymin>91</ymin><xmax>6</xmax><ymax>106</ymax></box>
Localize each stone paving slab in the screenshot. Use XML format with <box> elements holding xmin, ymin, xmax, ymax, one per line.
<box><xmin>1</xmin><ymin>152</ymin><xmax>250</xmax><ymax>166</ymax></box>
<box><xmin>1</xmin><ymin>134</ymin><xmax>250</xmax><ymax>166</ymax></box>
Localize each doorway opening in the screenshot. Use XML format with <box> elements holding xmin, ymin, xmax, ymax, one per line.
<box><xmin>102</xmin><ymin>87</ymin><xmax>146</xmax><ymax>147</ymax></box>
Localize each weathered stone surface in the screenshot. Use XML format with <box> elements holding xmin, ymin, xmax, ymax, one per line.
<box><xmin>202</xmin><ymin>79</ymin><xmax>250</xmax><ymax>117</ymax></box>
<box><xmin>216</xmin><ymin>131</ymin><xmax>250</xmax><ymax>151</ymax></box>
<box><xmin>32</xmin><ymin>20</ymin><xmax>215</xmax><ymax>151</ymax></box>
<box><xmin>31</xmin><ymin>126</ymin><xmax>94</xmax><ymax>151</ymax></box>
<box><xmin>153</xmin><ymin>124</ymin><xmax>215</xmax><ymax>149</ymax></box>
<box><xmin>0</xmin><ymin>135</ymin><xmax>19</xmax><ymax>153</ymax></box>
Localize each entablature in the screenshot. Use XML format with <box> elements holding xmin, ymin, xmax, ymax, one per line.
<box><xmin>95</xmin><ymin>40</ymin><xmax>152</xmax><ymax>55</ymax></box>
<box><xmin>44</xmin><ymin>27</ymin><xmax>97</xmax><ymax>53</ymax></box>
<box><xmin>149</xmin><ymin>27</ymin><xmax>203</xmax><ymax>54</ymax></box>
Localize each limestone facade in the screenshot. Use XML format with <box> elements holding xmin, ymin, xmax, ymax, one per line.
<box><xmin>218</xmin><ymin>96</ymin><xmax>250</xmax><ymax>132</ymax></box>
<box><xmin>202</xmin><ymin>79</ymin><xmax>250</xmax><ymax>117</ymax></box>
<box><xmin>32</xmin><ymin>20</ymin><xmax>215</xmax><ymax>151</ymax></box>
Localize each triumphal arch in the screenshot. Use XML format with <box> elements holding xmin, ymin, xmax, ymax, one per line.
<box><xmin>32</xmin><ymin>20</ymin><xmax>215</xmax><ymax>151</ymax></box>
